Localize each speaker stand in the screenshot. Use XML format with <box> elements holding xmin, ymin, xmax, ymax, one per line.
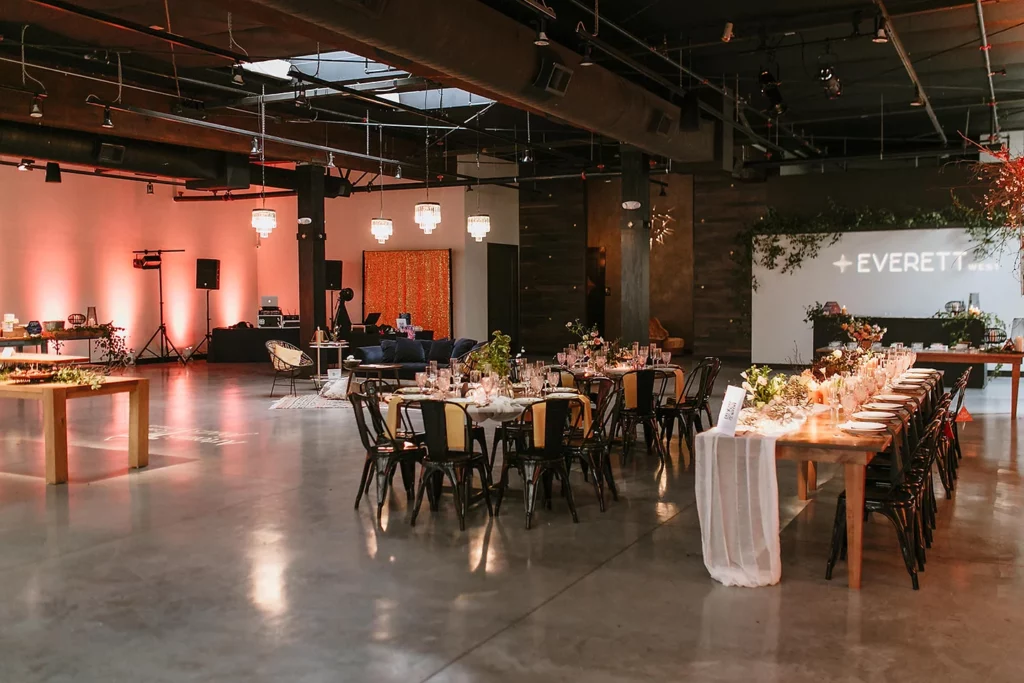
<box><xmin>136</xmin><ymin>265</ymin><xmax>185</xmax><ymax>363</ymax></box>
<box><xmin>184</xmin><ymin>289</ymin><xmax>214</xmax><ymax>363</ymax></box>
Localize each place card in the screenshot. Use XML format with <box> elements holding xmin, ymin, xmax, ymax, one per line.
<box><xmin>716</xmin><ymin>385</ymin><xmax>746</xmax><ymax>437</ymax></box>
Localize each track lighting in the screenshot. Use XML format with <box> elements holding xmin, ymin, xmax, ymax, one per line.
<box><xmin>101</xmin><ymin>106</ymin><xmax>114</xmax><ymax>129</ymax></box>
<box><xmin>534</xmin><ymin>20</ymin><xmax>550</xmax><ymax>46</ymax></box>
<box><xmin>395</xmin><ymin>165</ymin><xmax>402</xmax><ymax>179</ymax></box>
<box><xmin>146</xmin><ymin>182</ymin><xmax>154</xmax><ymax>194</ymax></box>
<box><xmin>990</xmin><ymin>68</ymin><xmax>1007</xmax><ymax>77</ymax></box>
<box><xmin>521</xmin><ymin>148</ymin><xmax>533</xmax><ymax>163</ymax></box>
<box><xmin>819</xmin><ymin>66</ymin><xmax>842</xmax><ymax>99</ymax></box>
<box><xmin>580</xmin><ymin>44</ymin><xmax>594</xmax><ymax>67</ymax></box>
<box><xmin>250</xmin><ymin>137</ymin><xmax>261</xmax><ymax>156</ymax></box>
<box><xmin>910</xmin><ymin>88</ymin><xmax>924</xmax><ymax>107</ymax></box>
<box><xmin>759</xmin><ymin>69</ymin><xmax>786</xmax><ymax>116</ymax></box>
<box><xmin>295</xmin><ymin>90</ymin><xmax>309</xmax><ymax>108</ymax></box>
<box><xmin>231</xmin><ymin>61</ymin><xmax>245</xmax><ymax>86</ymax></box>
<box><xmin>722</xmin><ymin>22</ymin><xmax>734</xmax><ymax>43</ymax></box>
<box><xmin>872</xmin><ymin>14</ymin><xmax>888</xmax><ymax>43</ymax></box>
<box><xmin>29</xmin><ymin>95</ymin><xmax>43</xmax><ymax>119</ymax></box>
<box><xmin>326</xmin><ymin>152</ymin><xmax>335</xmax><ymax>168</ymax></box>
<box><xmin>17</xmin><ymin>159</ymin><xmax>33</xmax><ymax>171</ymax></box>
<box><xmin>45</xmin><ymin>162</ymin><xmax>61</xmax><ymax>183</ymax></box>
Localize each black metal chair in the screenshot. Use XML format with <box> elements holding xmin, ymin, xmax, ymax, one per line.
<box><xmin>351</xmin><ymin>392</ymin><xmax>422</xmax><ymax>527</ymax></box>
<box><xmin>265</xmin><ymin>339</ymin><xmax>314</xmax><ymax>397</ymax></box>
<box><xmin>409</xmin><ymin>400</ymin><xmax>493</xmax><ymax>532</ymax></box>
<box><xmin>495</xmin><ymin>398</ymin><xmax>579</xmax><ymax>529</ymax></box>
<box><xmin>565</xmin><ymin>376</ymin><xmax>619</xmax><ymax>511</ymax></box>
<box><xmin>617</xmin><ymin>369</ymin><xmax>670</xmax><ymax>469</ymax></box>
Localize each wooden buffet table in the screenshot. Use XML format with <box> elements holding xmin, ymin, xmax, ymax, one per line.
<box><xmin>775</xmin><ymin>372</ymin><xmax>940</xmax><ymax>589</ymax></box>
<box><xmin>913</xmin><ymin>350</ymin><xmax>1022</xmax><ymax>418</ymax></box>
<box><xmin>0</xmin><ymin>376</ymin><xmax>149</xmax><ymax>484</ymax></box>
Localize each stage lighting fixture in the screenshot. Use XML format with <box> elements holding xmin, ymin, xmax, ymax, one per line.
<box><xmin>910</xmin><ymin>88</ymin><xmax>924</xmax><ymax>107</ymax></box>
<box><xmin>30</xmin><ymin>95</ymin><xmax>43</xmax><ymax>118</ymax></box>
<box><xmin>395</xmin><ymin>165</ymin><xmax>402</xmax><ymax>179</ymax></box>
<box><xmin>101</xmin><ymin>106</ymin><xmax>114</xmax><ymax>129</ymax></box>
<box><xmin>250</xmin><ymin>137</ymin><xmax>261</xmax><ymax>156</ymax></box>
<box><xmin>521</xmin><ymin>148</ymin><xmax>533</xmax><ymax>163</ymax></box>
<box><xmin>580</xmin><ymin>44</ymin><xmax>594</xmax><ymax>67</ymax></box>
<box><xmin>326</xmin><ymin>152</ymin><xmax>336</xmax><ymax>168</ymax></box>
<box><xmin>759</xmin><ymin>69</ymin><xmax>787</xmax><ymax>116</ymax></box>
<box><xmin>534</xmin><ymin>21</ymin><xmax>550</xmax><ymax>46</ymax></box>
<box><xmin>45</xmin><ymin>162</ymin><xmax>61</xmax><ymax>183</ymax></box>
<box><xmin>132</xmin><ymin>254</ymin><xmax>162</xmax><ymax>270</ymax></box>
<box><xmin>17</xmin><ymin>159</ymin><xmax>32</xmax><ymax>171</ymax></box>
<box><xmin>722</xmin><ymin>22</ymin><xmax>734</xmax><ymax>43</ymax></box>
<box><xmin>819</xmin><ymin>66</ymin><xmax>842</xmax><ymax>99</ymax></box>
<box><xmin>872</xmin><ymin>14</ymin><xmax>889</xmax><ymax>43</ymax></box>
<box><xmin>231</xmin><ymin>62</ymin><xmax>245</xmax><ymax>86</ymax></box>
<box><xmin>146</xmin><ymin>182</ymin><xmax>155</xmax><ymax>194</ymax></box>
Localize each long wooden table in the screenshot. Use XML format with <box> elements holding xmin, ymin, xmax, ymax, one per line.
<box><xmin>0</xmin><ymin>353</ymin><xmax>89</xmax><ymax>365</ymax></box>
<box><xmin>775</xmin><ymin>372</ymin><xmax>940</xmax><ymax>589</ymax></box>
<box><xmin>913</xmin><ymin>349</ymin><xmax>1023</xmax><ymax>418</ymax></box>
<box><xmin>0</xmin><ymin>376</ymin><xmax>149</xmax><ymax>484</ymax></box>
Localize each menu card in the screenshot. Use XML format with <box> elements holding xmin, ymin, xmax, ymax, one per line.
<box><xmin>716</xmin><ymin>385</ymin><xmax>746</xmax><ymax>436</ymax></box>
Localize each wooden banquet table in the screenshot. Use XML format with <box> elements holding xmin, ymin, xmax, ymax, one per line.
<box><xmin>912</xmin><ymin>350</ymin><xmax>1023</xmax><ymax>418</ymax></box>
<box><xmin>0</xmin><ymin>353</ymin><xmax>89</xmax><ymax>366</ymax></box>
<box><xmin>0</xmin><ymin>376</ymin><xmax>149</xmax><ymax>484</ymax></box>
<box><xmin>774</xmin><ymin>371</ymin><xmax>941</xmax><ymax>589</ymax></box>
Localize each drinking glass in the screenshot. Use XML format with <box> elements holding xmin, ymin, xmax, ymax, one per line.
<box><xmin>661</xmin><ymin>351</ymin><xmax>672</xmax><ymax>365</ymax></box>
<box><xmin>529</xmin><ymin>374</ymin><xmax>543</xmax><ymax>396</ymax></box>
<box><xmin>557</xmin><ymin>352</ymin><xmax>567</xmax><ymax>366</ymax></box>
<box><xmin>415</xmin><ymin>372</ymin><xmax>428</xmax><ymax>390</ymax></box>
<box><xmin>469</xmin><ymin>369</ymin><xmax>481</xmax><ymax>384</ymax></box>
<box><xmin>566</xmin><ymin>350</ymin><xmax>578</xmax><ymax>367</ymax></box>
<box><xmin>547</xmin><ymin>370</ymin><xmax>560</xmax><ymax>389</ymax></box>
<box><xmin>595</xmin><ymin>354</ymin><xmax>607</xmax><ymax>372</ymax></box>
<box><xmin>840</xmin><ymin>384</ymin><xmax>859</xmax><ymax>417</ymax></box>
<box><xmin>481</xmin><ymin>374</ymin><xmax>495</xmax><ymax>396</ymax></box>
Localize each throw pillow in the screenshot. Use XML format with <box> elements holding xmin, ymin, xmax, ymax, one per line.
<box><xmin>381</xmin><ymin>339</ymin><xmax>397</xmax><ymax>362</ymax></box>
<box><xmin>394</xmin><ymin>337</ymin><xmax>426</xmax><ymax>363</ymax></box>
<box><xmin>451</xmin><ymin>337</ymin><xmax>476</xmax><ymax>359</ymax></box>
<box><xmin>360</xmin><ymin>346</ymin><xmax>384</xmax><ymax>364</ymax></box>
<box><xmin>428</xmin><ymin>338</ymin><xmax>454</xmax><ymax>363</ymax></box>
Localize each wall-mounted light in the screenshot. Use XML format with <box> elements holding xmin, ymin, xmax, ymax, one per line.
<box><xmin>17</xmin><ymin>159</ymin><xmax>33</xmax><ymax>171</ymax></box>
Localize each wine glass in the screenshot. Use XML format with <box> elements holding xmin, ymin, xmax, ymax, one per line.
<box><xmin>557</xmin><ymin>352</ymin><xmax>567</xmax><ymax>366</ymax></box>
<box><xmin>480</xmin><ymin>373</ymin><xmax>495</xmax><ymax>396</ymax></box>
<box><xmin>415</xmin><ymin>372</ymin><xmax>428</xmax><ymax>391</ymax></box>
<box><xmin>661</xmin><ymin>351</ymin><xmax>672</xmax><ymax>365</ymax></box>
<box><xmin>469</xmin><ymin>369</ymin><xmax>481</xmax><ymax>384</ymax></box>
<box><xmin>840</xmin><ymin>383</ymin><xmax>859</xmax><ymax>419</ymax></box>
<box><xmin>547</xmin><ymin>370</ymin><xmax>560</xmax><ymax>390</ymax></box>
<box><xmin>530</xmin><ymin>374</ymin><xmax>544</xmax><ymax>396</ymax></box>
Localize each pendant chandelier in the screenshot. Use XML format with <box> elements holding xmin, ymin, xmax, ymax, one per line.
<box><xmin>414</xmin><ymin>127</ymin><xmax>441</xmax><ymax>234</ymax></box>
<box><xmin>370</xmin><ymin>123</ymin><xmax>392</xmax><ymax>244</ymax></box>
<box><xmin>467</xmin><ymin>214</ymin><xmax>491</xmax><ymax>242</ymax></box>
<box><xmin>251</xmin><ymin>89</ymin><xmax>276</xmax><ymax>238</ymax></box>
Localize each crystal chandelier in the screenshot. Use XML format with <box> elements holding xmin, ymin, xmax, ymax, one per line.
<box><xmin>371</xmin><ymin>217</ymin><xmax>393</xmax><ymax>244</ymax></box>
<box><xmin>252</xmin><ymin>88</ymin><xmax>276</xmax><ymax>238</ymax></box>
<box><xmin>467</xmin><ymin>214</ymin><xmax>491</xmax><ymax>242</ymax></box>
<box><xmin>415</xmin><ymin>127</ymin><xmax>441</xmax><ymax>234</ymax></box>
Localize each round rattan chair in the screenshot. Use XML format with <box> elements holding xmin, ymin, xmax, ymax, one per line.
<box><xmin>265</xmin><ymin>340</ymin><xmax>314</xmax><ymax>397</ymax></box>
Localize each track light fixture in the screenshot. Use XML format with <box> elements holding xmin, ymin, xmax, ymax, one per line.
<box><xmin>819</xmin><ymin>66</ymin><xmax>842</xmax><ymax>99</ymax></box>
<box><xmin>395</xmin><ymin>165</ymin><xmax>402</xmax><ymax>179</ymax></box>
<box><xmin>759</xmin><ymin>68</ymin><xmax>786</xmax><ymax>116</ymax></box>
<box><xmin>910</xmin><ymin>88</ymin><xmax>924</xmax><ymax>107</ymax></box>
<box><xmin>250</xmin><ymin>137</ymin><xmax>261</xmax><ymax>156</ymax></box>
<box><xmin>294</xmin><ymin>89</ymin><xmax>309</xmax><ymax>108</ymax></box>
<box><xmin>580</xmin><ymin>44</ymin><xmax>594</xmax><ymax>67</ymax></box>
<box><xmin>521</xmin><ymin>148</ymin><xmax>533</xmax><ymax>163</ymax></box>
<box><xmin>146</xmin><ymin>182</ymin><xmax>154</xmax><ymax>194</ymax></box>
<box><xmin>231</xmin><ymin>61</ymin><xmax>245</xmax><ymax>86</ymax></box>
<box><xmin>326</xmin><ymin>152</ymin><xmax>336</xmax><ymax>168</ymax></box>
<box><xmin>722</xmin><ymin>22</ymin><xmax>734</xmax><ymax>43</ymax></box>
<box><xmin>659</xmin><ymin>185</ymin><xmax>667</xmax><ymax>197</ymax></box>
<box><xmin>872</xmin><ymin>13</ymin><xmax>888</xmax><ymax>43</ymax></box>
<box><xmin>29</xmin><ymin>95</ymin><xmax>43</xmax><ymax>119</ymax></box>
<box><xmin>45</xmin><ymin>162</ymin><xmax>61</xmax><ymax>183</ymax></box>
<box><xmin>17</xmin><ymin>159</ymin><xmax>33</xmax><ymax>171</ymax></box>
<box><xmin>101</xmin><ymin>106</ymin><xmax>114</xmax><ymax>129</ymax></box>
<box><xmin>534</xmin><ymin>20</ymin><xmax>550</xmax><ymax>46</ymax></box>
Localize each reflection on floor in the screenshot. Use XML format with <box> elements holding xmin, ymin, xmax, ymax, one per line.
<box><xmin>0</xmin><ymin>361</ymin><xmax>1021</xmax><ymax>682</ymax></box>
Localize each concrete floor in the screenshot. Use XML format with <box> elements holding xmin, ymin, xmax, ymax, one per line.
<box><xmin>0</xmin><ymin>361</ymin><xmax>1021</xmax><ymax>682</ymax></box>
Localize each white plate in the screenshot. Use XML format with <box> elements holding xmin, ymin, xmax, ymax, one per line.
<box><xmin>398</xmin><ymin>394</ymin><xmax>431</xmax><ymax>401</ymax></box>
<box><xmin>906</xmin><ymin>368</ymin><xmax>935</xmax><ymax>374</ymax></box>
<box><xmin>548</xmin><ymin>389</ymin><xmax>578</xmax><ymax>395</ymax></box>
<box><xmin>897</xmin><ymin>377</ymin><xmax>927</xmax><ymax>384</ymax></box>
<box><xmin>876</xmin><ymin>394</ymin><xmax>911</xmax><ymax>401</ymax></box>
<box><xmin>447</xmin><ymin>397</ymin><xmax>475</xmax><ymax>404</ymax></box>
<box><xmin>511</xmin><ymin>397</ymin><xmax>541</xmax><ymax>406</ymax></box>
<box><xmin>854</xmin><ymin>411</ymin><xmax>896</xmax><ymax>420</ymax></box>
<box><xmin>864</xmin><ymin>402</ymin><xmax>903</xmax><ymax>410</ymax></box>
<box><xmin>891</xmin><ymin>384</ymin><xmax>921</xmax><ymax>391</ymax></box>
<box><xmin>840</xmin><ymin>421</ymin><xmax>887</xmax><ymax>431</ymax></box>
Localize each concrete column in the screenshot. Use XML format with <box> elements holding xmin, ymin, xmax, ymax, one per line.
<box><xmin>296</xmin><ymin>164</ymin><xmax>326</xmax><ymax>349</ymax></box>
<box><xmin>620</xmin><ymin>145</ymin><xmax>650</xmax><ymax>344</ymax></box>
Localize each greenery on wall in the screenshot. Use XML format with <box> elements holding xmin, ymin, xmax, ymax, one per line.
<box><xmin>734</xmin><ymin>198</ymin><xmax>1008</xmax><ymax>292</ymax></box>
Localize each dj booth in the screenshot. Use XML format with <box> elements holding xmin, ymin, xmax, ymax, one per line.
<box><xmin>208</xmin><ymin>327</ymin><xmax>302</xmax><ymax>363</ymax></box>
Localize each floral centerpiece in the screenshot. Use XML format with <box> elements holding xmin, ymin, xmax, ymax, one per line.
<box><xmin>841</xmin><ymin>317</ymin><xmax>886</xmax><ymax>348</ymax></box>
<box><xmin>810</xmin><ymin>347</ymin><xmax>865</xmax><ymax>379</ymax></box>
<box><xmin>933</xmin><ymin>305</ymin><xmax>1004</xmax><ymax>346</ymax></box>
<box><xmin>565</xmin><ymin>319</ymin><xmax>606</xmax><ymax>356</ymax></box>
<box><xmin>468</xmin><ymin>330</ymin><xmax>511</xmax><ymax>378</ymax></box>
<box><xmin>739</xmin><ymin>366</ymin><xmax>815</xmax><ymax>428</ymax></box>
<box><xmin>740</xmin><ymin>365</ymin><xmax>788</xmax><ymax>409</ymax></box>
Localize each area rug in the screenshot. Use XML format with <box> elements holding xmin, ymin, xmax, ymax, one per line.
<box><xmin>270</xmin><ymin>394</ymin><xmax>349</xmax><ymax>410</ymax></box>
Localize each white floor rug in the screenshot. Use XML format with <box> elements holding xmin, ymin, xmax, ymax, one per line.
<box><xmin>270</xmin><ymin>394</ymin><xmax>349</xmax><ymax>410</ymax></box>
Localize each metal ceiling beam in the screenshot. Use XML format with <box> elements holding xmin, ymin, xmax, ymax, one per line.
<box><xmin>973</xmin><ymin>0</ymin><xmax>1001</xmax><ymax>138</ymax></box>
<box><xmin>873</xmin><ymin>0</ymin><xmax>949</xmax><ymax>145</ymax></box>
<box><xmin>746</xmin><ymin>147</ymin><xmax>969</xmax><ymax>168</ymax></box>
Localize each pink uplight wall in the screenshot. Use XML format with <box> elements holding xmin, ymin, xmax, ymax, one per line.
<box><xmin>0</xmin><ymin>166</ymin><xmax>295</xmax><ymax>356</ymax></box>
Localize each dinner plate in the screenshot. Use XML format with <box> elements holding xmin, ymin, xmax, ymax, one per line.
<box><xmin>548</xmin><ymin>389</ymin><xmax>578</xmax><ymax>395</ymax></box>
<box><xmin>397</xmin><ymin>393</ymin><xmax>431</xmax><ymax>401</ymax></box>
<box><xmin>896</xmin><ymin>377</ymin><xmax>927</xmax><ymax>384</ymax></box>
<box><xmin>864</xmin><ymin>402</ymin><xmax>903</xmax><ymax>410</ymax></box>
<box><xmin>447</xmin><ymin>397</ymin><xmax>475</xmax><ymax>404</ymax></box>
<box><xmin>840</xmin><ymin>421</ymin><xmax>887</xmax><ymax>431</ymax></box>
<box><xmin>854</xmin><ymin>411</ymin><xmax>896</xmax><ymax>420</ymax></box>
<box><xmin>891</xmin><ymin>384</ymin><xmax>921</xmax><ymax>391</ymax></box>
<box><xmin>511</xmin><ymin>397</ymin><xmax>541</xmax><ymax>406</ymax></box>
<box><xmin>907</xmin><ymin>368</ymin><xmax>936</xmax><ymax>373</ymax></box>
<box><xmin>876</xmin><ymin>394</ymin><xmax>911</xmax><ymax>401</ymax></box>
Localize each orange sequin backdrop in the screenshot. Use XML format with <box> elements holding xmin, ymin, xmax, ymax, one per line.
<box><xmin>363</xmin><ymin>249</ymin><xmax>452</xmax><ymax>338</ymax></box>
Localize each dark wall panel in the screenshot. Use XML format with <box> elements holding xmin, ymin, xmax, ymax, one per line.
<box><xmin>520</xmin><ymin>180</ymin><xmax>588</xmax><ymax>354</ymax></box>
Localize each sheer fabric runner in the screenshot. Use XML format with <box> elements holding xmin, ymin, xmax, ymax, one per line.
<box><xmin>695</xmin><ymin>429</ymin><xmax>781</xmax><ymax>587</ymax></box>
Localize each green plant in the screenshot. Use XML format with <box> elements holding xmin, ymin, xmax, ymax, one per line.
<box><xmin>933</xmin><ymin>307</ymin><xmax>1004</xmax><ymax>346</ymax></box>
<box><xmin>53</xmin><ymin>365</ymin><xmax>105</xmax><ymax>390</ymax></box>
<box><xmin>91</xmin><ymin>323</ymin><xmax>133</xmax><ymax>370</ymax></box>
<box><xmin>740</xmin><ymin>365</ymin><xmax>788</xmax><ymax>409</ymax></box>
<box><xmin>469</xmin><ymin>330</ymin><xmax>512</xmax><ymax>378</ymax></box>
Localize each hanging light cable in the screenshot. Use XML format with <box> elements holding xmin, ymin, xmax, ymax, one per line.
<box><xmin>251</xmin><ymin>86</ymin><xmax>276</xmax><ymax>238</ymax></box>
<box><xmin>370</xmin><ymin>123</ymin><xmax>393</xmax><ymax>244</ymax></box>
<box><xmin>414</xmin><ymin>91</ymin><xmax>440</xmax><ymax>234</ymax></box>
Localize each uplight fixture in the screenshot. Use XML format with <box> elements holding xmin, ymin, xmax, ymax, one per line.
<box><xmin>29</xmin><ymin>95</ymin><xmax>43</xmax><ymax>118</ymax></box>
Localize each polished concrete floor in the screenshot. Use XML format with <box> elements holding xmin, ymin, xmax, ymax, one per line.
<box><xmin>0</xmin><ymin>361</ymin><xmax>1021</xmax><ymax>682</ymax></box>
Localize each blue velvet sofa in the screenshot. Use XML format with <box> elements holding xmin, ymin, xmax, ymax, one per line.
<box><xmin>351</xmin><ymin>337</ymin><xmax>478</xmax><ymax>380</ymax></box>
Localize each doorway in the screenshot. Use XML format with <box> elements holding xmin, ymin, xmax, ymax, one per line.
<box><xmin>487</xmin><ymin>243</ymin><xmax>520</xmax><ymax>351</ymax></box>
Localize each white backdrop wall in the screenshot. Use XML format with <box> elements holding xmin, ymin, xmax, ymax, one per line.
<box><xmin>752</xmin><ymin>228</ymin><xmax>1023</xmax><ymax>364</ymax></box>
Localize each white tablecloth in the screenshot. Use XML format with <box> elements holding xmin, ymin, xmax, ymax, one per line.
<box><xmin>695</xmin><ymin>428</ymin><xmax>782</xmax><ymax>588</ymax></box>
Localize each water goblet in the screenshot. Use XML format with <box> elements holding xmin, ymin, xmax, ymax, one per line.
<box><xmin>415</xmin><ymin>372</ymin><xmax>428</xmax><ymax>391</ymax></box>
<box><xmin>547</xmin><ymin>371</ymin><xmax>560</xmax><ymax>389</ymax></box>
<box><xmin>530</xmin><ymin>374</ymin><xmax>544</xmax><ymax>396</ymax></box>
<box><xmin>661</xmin><ymin>351</ymin><xmax>672</xmax><ymax>365</ymax></box>
<box><xmin>469</xmin><ymin>369</ymin><xmax>481</xmax><ymax>385</ymax></box>
<box><xmin>557</xmin><ymin>352</ymin><xmax>567</xmax><ymax>366</ymax></box>
<box><xmin>481</xmin><ymin>373</ymin><xmax>495</xmax><ymax>396</ymax></box>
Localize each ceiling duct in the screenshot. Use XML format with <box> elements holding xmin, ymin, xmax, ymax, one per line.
<box><xmin>230</xmin><ymin>0</ymin><xmax>713</xmax><ymax>161</ymax></box>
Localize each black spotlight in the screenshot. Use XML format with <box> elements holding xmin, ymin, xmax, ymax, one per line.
<box><xmin>45</xmin><ymin>162</ymin><xmax>62</xmax><ymax>183</ymax></box>
<box><xmin>872</xmin><ymin>13</ymin><xmax>889</xmax><ymax>43</ymax></box>
<box><xmin>30</xmin><ymin>95</ymin><xmax>44</xmax><ymax>118</ymax></box>
<box><xmin>146</xmin><ymin>182</ymin><xmax>155</xmax><ymax>194</ymax></box>
<box><xmin>580</xmin><ymin>44</ymin><xmax>594</xmax><ymax>67</ymax></box>
<box><xmin>132</xmin><ymin>254</ymin><xmax>162</xmax><ymax>270</ymax></box>
<box><xmin>819</xmin><ymin>66</ymin><xmax>842</xmax><ymax>99</ymax></box>
<box><xmin>101</xmin><ymin>106</ymin><xmax>114</xmax><ymax>129</ymax></box>
<box><xmin>231</xmin><ymin>61</ymin><xmax>245</xmax><ymax>86</ymax></box>
<box><xmin>759</xmin><ymin>69</ymin><xmax>786</xmax><ymax>116</ymax></box>
<box><xmin>17</xmin><ymin>159</ymin><xmax>33</xmax><ymax>171</ymax></box>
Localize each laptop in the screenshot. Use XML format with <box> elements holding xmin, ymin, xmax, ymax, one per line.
<box><xmin>260</xmin><ymin>295</ymin><xmax>279</xmax><ymax>308</ymax></box>
<box><xmin>363</xmin><ymin>312</ymin><xmax>381</xmax><ymax>326</ymax></box>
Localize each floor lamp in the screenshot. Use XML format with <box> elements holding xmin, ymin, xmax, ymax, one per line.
<box><xmin>134</xmin><ymin>248</ymin><xmax>185</xmax><ymax>363</ymax></box>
